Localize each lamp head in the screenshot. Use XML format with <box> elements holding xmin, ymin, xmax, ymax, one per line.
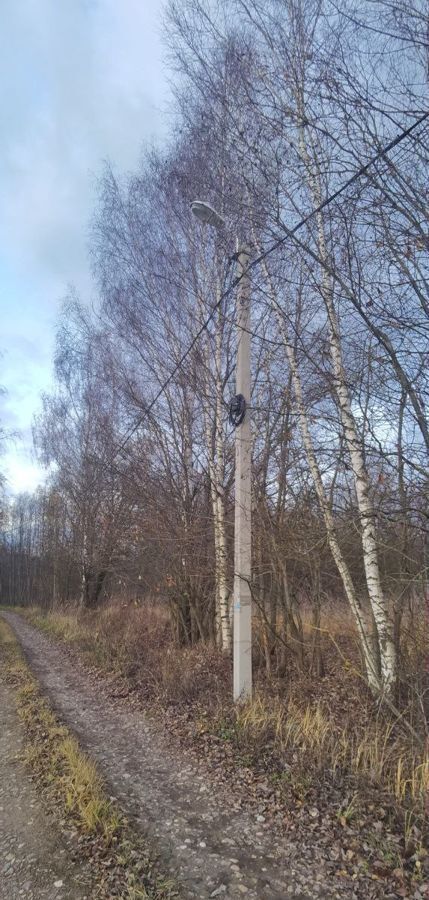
<box><xmin>190</xmin><ymin>200</ymin><xmax>225</xmax><ymax>230</ymax></box>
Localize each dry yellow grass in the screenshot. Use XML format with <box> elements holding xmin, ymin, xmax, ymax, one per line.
<box><xmin>234</xmin><ymin>692</ymin><xmax>427</xmax><ymax>807</ymax></box>
<box><xmin>0</xmin><ymin>617</ymin><xmax>178</xmax><ymax>899</ymax></box>
<box><xmin>0</xmin><ymin>618</ymin><xmax>121</xmax><ymax>841</ymax></box>
<box><xmin>18</xmin><ymin>603</ymin><xmax>429</xmax><ymax>852</ymax></box>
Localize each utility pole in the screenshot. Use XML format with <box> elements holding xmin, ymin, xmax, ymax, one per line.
<box><xmin>190</xmin><ymin>201</ymin><xmax>253</xmax><ymax>701</ymax></box>
<box><xmin>233</xmin><ymin>247</ymin><xmax>252</xmax><ymax>701</ymax></box>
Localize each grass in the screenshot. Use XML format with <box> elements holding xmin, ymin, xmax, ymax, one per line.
<box><xmin>16</xmin><ymin>602</ymin><xmax>429</xmax><ymax>876</ymax></box>
<box><xmin>228</xmin><ymin>693</ymin><xmax>427</xmax><ymax>813</ymax></box>
<box><xmin>0</xmin><ymin>616</ymin><xmax>178</xmax><ymax>900</ymax></box>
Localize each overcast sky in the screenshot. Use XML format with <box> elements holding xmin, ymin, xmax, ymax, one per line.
<box><xmin>0</xmin><ymin>0</ymin><xmax>168</xmax><ymax>494</ymax></box>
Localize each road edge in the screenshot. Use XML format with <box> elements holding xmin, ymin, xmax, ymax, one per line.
<box><xmin>0</xmin><ymin>615</ymin><xmax>180</xmax><ymax>900</ymax></box>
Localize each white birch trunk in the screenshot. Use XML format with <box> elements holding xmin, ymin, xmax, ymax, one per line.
<box><xmin>204</xmin><ymin>419</ymin><xmax>222</xmax><ymax>645</ymax></box>
<box><xmin>297</xmin><ymin>124</ymin><xmax>396</xmax><ymax>693</ymax></box>
<box><xmin>259</xmin><ymin>254</ymin><xmax>382</xmax><ymax>695</ymax></box>
<box><xmin>213</xmin><ymin>306</ymin><xmax>231</xmax><ymax>652</ymax></box>
<box><xmin>200</xmin><ymin>285</ymin><xmax>231</xmax><ymax>652</ymax></box>
<box><xmin>79</xmin><ymin>524</ymin><xmax>88</xmax><ymax>608</ymax></box>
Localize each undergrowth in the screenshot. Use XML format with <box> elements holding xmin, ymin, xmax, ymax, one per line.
<box><xmin>0</xmin><ymin>617</ymin><xmax>178</xmax><ymax>900</ymax></box>
<box><xmin>19</xmin><ymin>603</ymin><xmax>429</xmax><ymax>875</ymax></box>
<box><xmin>206</xmin><ymin>694</ymin><xmax>428</xmax><ymax>854</ymax></box>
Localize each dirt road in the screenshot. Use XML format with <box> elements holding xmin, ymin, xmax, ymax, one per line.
<box><xmin>2</xmin><ymin>611</ymin><xmax>392</xmax><ymax>899</ymax></box>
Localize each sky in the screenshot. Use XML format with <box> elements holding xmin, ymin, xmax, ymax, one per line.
<box><xmin>0</xmin><ymin>0</ymin><xmax>168</xmax><ymax>495</ymax></box>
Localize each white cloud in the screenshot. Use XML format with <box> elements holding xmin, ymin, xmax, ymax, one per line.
<box><xmin>0</xmin><ymin>0</ymin><xmax>168</xmax><ymax>491</ymax></box>
<box><xmin>0</xmin><ymin>0</ymin><xmax>167</xmax><ymax>288</ymax></box>
<box><xmin>2</xmin><ymin>449</ymin><xmax>47</xmax><ymax>496</ymax></box>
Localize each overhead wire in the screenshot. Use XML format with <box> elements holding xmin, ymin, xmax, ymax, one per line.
<box><xmin>19</xmin><ymin>109</ymin><xmax>424</xmax><ymax>503</ymax></box>
<box><xmin>109</xmin><ymin>110</ymin><xmax>428</xmax><ymax>471</ymax></box>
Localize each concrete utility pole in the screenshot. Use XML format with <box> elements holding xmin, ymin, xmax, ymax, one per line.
<box><xmin>190</xmin><ymin>200</ymin><xmax>253</xmax><ymax>701</ymax></box>
<box><xmin>232</xmin><ymin>247</ymin><xmax>252</xmax><ymax>701</ymax></box>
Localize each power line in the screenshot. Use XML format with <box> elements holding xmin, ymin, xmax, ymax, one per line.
<box><xmin>248</xmin><ymin>112</ymin><xmax>429</xmax><ymax>274</ymax></box>
<box><xmin>99</xmin><ymin>112</ymin><xmax>429</xmax><ymax>468</ymax></box>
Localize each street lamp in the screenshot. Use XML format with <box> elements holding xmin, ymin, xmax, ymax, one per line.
<box><xmin>190</xmin><ymin>200</ymin><xmax>225</xmax><ymax>230</ymax></box>
<box><xmin>191</xmin><ymin>199</ymin><xmax>252</xmax><ymax>701</ymax></box>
